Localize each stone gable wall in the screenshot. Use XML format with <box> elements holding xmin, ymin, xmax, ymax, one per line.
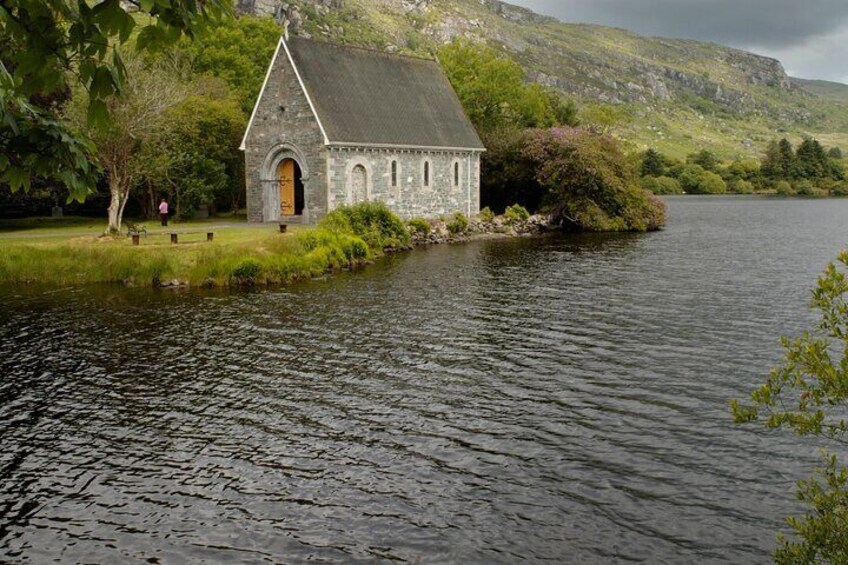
<box><xmin>327</xmin><ymin>148</ymin><xmax>482</xmax><ymax>219</ymax></box>
<box><xmin>243</xmin><ymin>42</ymin><xmax>328</xmax><ymax>223</ymax></box>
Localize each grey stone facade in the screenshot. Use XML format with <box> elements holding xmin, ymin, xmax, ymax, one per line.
<box><xmin>327</xmin><ymin>148</ymin><xmax>480</xmax><ymax>219</ymax></box>
<box><xmin>243</xmin><ymin>40</ymin><xmax>327</xmax><ymax>224</ymax></box>
<box><xmin>242</xmin><ymin>37</ymin><xmax>485</xmax><ymax>224</ymax></box>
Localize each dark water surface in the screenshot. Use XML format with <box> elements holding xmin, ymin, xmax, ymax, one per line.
<box><xmin>1</xmin><ymin>196</ymin><xmax>846</xmax><ymax>563</ymax></box>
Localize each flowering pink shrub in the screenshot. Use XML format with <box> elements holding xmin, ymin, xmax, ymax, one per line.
<box><xmin>522</xmin><ymin>127</ymin><xmax>666</xmax><ymax>232</ymax></box>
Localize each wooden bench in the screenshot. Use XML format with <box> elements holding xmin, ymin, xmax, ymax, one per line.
<box><xmin>126</xmin><ymin>223</ymin><xmax>147</xmax><ymax>237</ymax></box>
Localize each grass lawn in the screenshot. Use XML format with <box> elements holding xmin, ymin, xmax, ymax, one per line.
<box><xmin>0</xmin><ymin>204</ymin><xmax>413</xmax><ymax>288</ymax></box>
<box><xmin>0</xmin><ymin>221</ymin><xmax>341</xmax><ymax>287</ymax></box>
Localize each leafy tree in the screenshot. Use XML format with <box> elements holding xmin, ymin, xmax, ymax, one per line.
<box><xmin>139</xmin><ymin>91</ymin><xmax>246</xmax><ymax>218</ymax></box>
<box><xmin>641</xmin><ymin>148</ymin><xmax>665</xmax><ymax>177</ymax></box>
<box><xmin>697</xmin><ymin>171</ymin><xmax>728</xmax><ymax>194</ymax></box>
<box><xmin>732</xmin><ymin>179</ymin><xmax>755</xmax><ymax>194</ymax></box>
<box><xmin>687</xmin><ymin>149</ymin><xmax>719</xmax><ymax>172</ymax></box>
<box><xmin>733</xmin><ymin>252</ymin><xmax>848</xmax><ymax>562</ymax></box>
<box><xmin>439</xmin><ymin>40</ymin><xmax>577</xmax><ymax>133</ymax></box>
<box><xmin>796</xmin><ymin>138</ymin><xmax>829</xmax><ymax>180</ymax></box>
<box><xmin>828</xmin><ymin>147</ymin><xmax>843</xmax><ymax>160</ymax></box>
<box><xmin>522</xmin><ymin>127</ymin><xmax>665</xmax><ymax>232</ymax></box>
<box><xmin>641</xmin><ymin>175</ymin><xmax>682</xmax><ymax>195</ymax></box>
<box><xmin>186</xmin><ymin>15</ymin><xmax>282</xmax><ymax>112</ymax></box>
<box><xmin>676</xmin><ymin>163</ymin><xmax>707</xmax><ymax>193</ymax></box>
<box><xmin>762</xmin><ymin>138</ymin><xmax>797</xmax><ymax>180</ymax></box>
<box><xmin>0</xmin><ymin>0</ymin><xmax>229</xmax><ymax>201</ymax></box>
<box><xmin>66</xmin><ymin>53</ymin><xmax>189</xmax><ymax>232</ymax></box>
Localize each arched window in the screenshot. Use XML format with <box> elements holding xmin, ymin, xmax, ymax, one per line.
<box><xmin>350</xmin><ymin>164</ymin><xmax>367</xmax><ymax>202</ymax></box>
<box><xmin>454</xmin><ymin>161</ymin><xmax>460</xmax><ymax>187</ymax></box>
<box><xmin>391</xmin><ymin>160</ymin><xmax>398</xmax><ymax>187</ymax></box>
<box><xmin>424</xmin><ymin>161</ymin><xmax>430</xmax><ymax>187</ymax></box>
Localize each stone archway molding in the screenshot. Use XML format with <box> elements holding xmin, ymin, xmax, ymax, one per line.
<box><xmin>260</xmin><ymin>142</ymin><xmax>310</xmax><ymax>222</ymax></box>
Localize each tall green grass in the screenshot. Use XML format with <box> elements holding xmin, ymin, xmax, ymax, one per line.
<box><xmin>0</xmin><ymin>203</ymin><xmax>410</xmax><ymax>287</ymax></box>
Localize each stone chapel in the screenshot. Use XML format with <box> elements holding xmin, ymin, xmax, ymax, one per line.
<box><xmin>240</xmin><ymin>35</ymin><xmax>486</xmax><ymax>223</ymax></box>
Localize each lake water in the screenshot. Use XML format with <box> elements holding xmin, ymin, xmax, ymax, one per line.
<box><xmin>1</xmin><ymin>196</ymin><xmax>846</xmax><ymax>563</ymax></box>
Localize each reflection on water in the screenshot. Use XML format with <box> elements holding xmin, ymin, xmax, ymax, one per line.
<box><xmin>1</xmin><ymin>196</ymin><xmax>846</xmax><ymax>563</ymax></box>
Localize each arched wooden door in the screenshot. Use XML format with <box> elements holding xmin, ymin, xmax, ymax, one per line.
<box><xmin>278</xmin><ymin>159</ymin><xmax>295</xmax><ymax>216</ymax></box>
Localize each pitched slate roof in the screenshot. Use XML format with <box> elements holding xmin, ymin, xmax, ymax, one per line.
<box><xmin>285</xmin><ymin>37</ymin><xmax>485</xmax><ymax>150</ymax></box>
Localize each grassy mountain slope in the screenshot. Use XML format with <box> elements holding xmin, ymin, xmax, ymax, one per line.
<box><xmin>240</xmin><ymin>0</ymin><xmax>848</xmax><ymax>159</ymax></box>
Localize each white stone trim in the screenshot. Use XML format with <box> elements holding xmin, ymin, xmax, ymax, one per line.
<box><xmin>344</xmin><ymin>156</ymin><xmax>373</xmax><ymax>204</ymax></box>
<box><xmin>240</xmin><ymin>37</ymin><xmax>284</xmax><ymax>151</ymax></box>
<box><xmin>329</xmin><ymin>141</ymin><xmax>486</xmax><ymax>153</ymax></box>
<box><xmin>282</xmin><ymin>37</ymin><xmax>331</xmax><ymax>146</ymax></box>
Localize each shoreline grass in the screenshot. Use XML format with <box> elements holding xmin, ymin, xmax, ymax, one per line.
<box><xmin>0</xmin><ymin>204</ymin><xmax>408</xmax><ymax>288</ymax></box>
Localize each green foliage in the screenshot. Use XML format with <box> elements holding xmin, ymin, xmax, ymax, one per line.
<box><xmin>796</xmin><ymin>179</ymin><xmax>824</xmax><ymax>197</ymax></box>
<box><xmin>580</xmin><ymin>102</ymin><xmax>631</xmax><ymax>133</ymax></box>
<box><xmin>698</xmin><ymin>171</ymin><xmax>728</xmax><ymax>194</ymax></box>
<box><xmin>732</xmin><ymin>179</ymin><xmax>755</xmax><ymax>194</ymax></box>
<box><xmin>407</xmin><ymin>217</ymin><xmax>431</xmax><ymax>235</ymax></box>
<box><xmin>480</xmin><ymin>129</ymin><xmax>544</xmax><ymax>213</ymax></box>
<box><xmin>641</xmin><ymin>148</ymin><xmax>666</xmax><ymax>177</ymax></box>
<box><xmin>144</xmin><ymin>92</ymin><xmax>247</xmax><ymax>217</ymax></box>
<box><xmin>641</xmin><ymin>175</ymin><xmax>683</xmax><ymax>195</ymax></box>
<box><xmin>479</xmin><ymin>207</ymin><xmax>495</xmax><ymax>223</ymax></box>
<box><xmin>0</xmin><ymin>0</ymin><xmax>229</xmax><ymax>200</ymax></box>
<box><xmin>831</xmin><ymin>181</ymin><xmax>848</xmax><ymax>197</ymax></box>
<box><xmin>675</xmin><ymin>164</ymin><xmax>707</xmax><ymax>193</ymax></box>
<box><xmin>829</xmin><ymin>147</ymin><xmax>843</xmax><ymax>160</ymax></box>
<box><xmin>687</xmin><ymin>149</ymin><xmax>719</xmax><ymax>172</ymax></box>
<box><xmin>728</xmin><ymin>159</ymin><xmax>761</xmax><ymax>181</ymax></box>
<box><xmin>775</xmin><ymin>180</ymin><xmax>795</xmax><ymax>195</ymax></box>
<box><xmin>320</xmin><ymin>201</ymin><xmax>411</xmax><ymax>250</ymax></box>
<box><xmin>231</xmin><ymin>258</ymin><xmax>262</xmax><ymax>285</ymax></box>
<box><xmin>439</xmin><ymin>40</ymin><xmax>577</xmax><ymax>133</ymax></box>
<box><xmin>446</xmin><ymin>211</ymin><xmax>469</xmax><ymax>234</ymax></box>
<box><xmin>504</xmin><ymin>204</ymin><xmax>530</xmax><ymax>224</ymax></box>
<box><xmin>187</xmin><ymin>16</ymin><xmax>282</xmax><ymax>112</ymax></box>
<box><xmin>733</xmin><ymin>252</ymin><xmax>848</xmax><ymax>561</ymax></box>
<box><xmin>522</xmin><ymin>127</ymin><xmax>665</xmax><ymax>232</ymax></box>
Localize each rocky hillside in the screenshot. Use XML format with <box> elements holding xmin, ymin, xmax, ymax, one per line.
<box><xmin>238</xmin><ymin>0</ymin><xmax>848</xmax><ymax>159</ymax></box>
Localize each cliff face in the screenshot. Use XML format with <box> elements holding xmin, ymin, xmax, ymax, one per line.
<box><xmin>238</xmin><ymin>0</ymin><xmax>848</xmax><ymax>158</ymax></box>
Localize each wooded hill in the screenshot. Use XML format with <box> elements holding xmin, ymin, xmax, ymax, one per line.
<box><xmin>240</xmin><ymin>0</ymin><xmax>848</xmax><ymax>159</ymax></box>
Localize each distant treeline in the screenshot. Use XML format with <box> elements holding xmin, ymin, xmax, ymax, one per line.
<box><xmin>639</xmin><ymin>138</ymin><xmax>846</xmax><ymax>196</ymax></box>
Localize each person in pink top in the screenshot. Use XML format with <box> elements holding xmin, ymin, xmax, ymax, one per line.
<box><xmin>158</xmin><ymin>198</ymin><xmax>169</xmax><ymax>226</ymax></box>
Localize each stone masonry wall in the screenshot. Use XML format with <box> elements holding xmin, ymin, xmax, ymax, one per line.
<box><xmin>327</xmin><ymin>148</ymin><xmax>482</xmax><ymax>219</ymax></box>
<box><xmin>243</xmin><ymin>41</ymin><xmax>327</xmax><ymax>223</ymax></box>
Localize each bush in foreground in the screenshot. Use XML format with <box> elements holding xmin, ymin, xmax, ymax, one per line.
<box><xmin>320</xmin><ymin>201</ymin><xmax>410</xmax><ymax>250</ymax></box>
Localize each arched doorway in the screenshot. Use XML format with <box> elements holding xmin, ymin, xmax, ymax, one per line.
<box><xmin>350</xmin><ymin>164</ymin><xmax>367</xmax><ymax>203</ymax></box>
<box><xmin>277</xmin><ymin>158</ymin><xmax>305</xmax><ymax>217</ymax></box>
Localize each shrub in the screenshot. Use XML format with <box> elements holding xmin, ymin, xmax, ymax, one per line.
<box><xmin>408</xmin><ymin>217</ymin><xmax>431</xmax><ymax>235</ymax></box>
<box><xmin>231</xmin><ymin>258</ymin><xmax>262</xmax><ymax>285</ymax></box>
<box><xmin>697</xmin><ymin>171</ymin><xmax>727</xmax><ymax>194</ymax></box>
<box><xmin>675</xmin><ymin>164</ymin><xmax>707</xmax><ymax>193</ymax></box>
<box><xmin>732</xmin><ymin>179</ymin><xmax>755</xmax><ymax>194</ymax></box>
<box><xmin>522</xmin><ymin>127</ymin><xmax>665</xmax><ymax>232</ymax></box>
<box><xmin>641</xmin><ymin>175</ymin><xmax>682</xmax><ymax>195</ymax></box>
<box><xmin>446</xmin><ymin>211</ymin><xmax>469</xmax><ymax>234</ymax></box>
<box><xmin>320</xmin><ymin>201</ymin><xmax>410</xmax><ymax>249</ymax></box>
<box><xmin>775</xmin><ymin>180</ymin><xmax>795</xmax><ymax>195</ymax></box>
<box><xmin>504</xmin><ymin>203</ymin><xmax>530</xmax><ymax>224</ymax></box>
<box><xmin>796</xmin><ymin>179</ymin><xmax>824</xmax><ymax>196</ymax></box>
<box><xmin>479</xmin><ymin>206</ymin><xmax>495</xmax><ymax>222</ymax></box>
<box><xmin>831</xmin><ymin>181</ymin><xmax>848</xmax><ymax>196</ymax></box>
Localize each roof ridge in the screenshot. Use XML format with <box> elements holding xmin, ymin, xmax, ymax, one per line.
<box><xmin>289</xmin><ymin>34</ymin><xmax>438</xmax><ymax>64</ymax></box>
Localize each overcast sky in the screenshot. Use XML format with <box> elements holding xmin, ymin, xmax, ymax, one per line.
<box><xmin>508</xmin><ymin>0</ymin><xmax>848</xmax><ymax>83</ymax></box>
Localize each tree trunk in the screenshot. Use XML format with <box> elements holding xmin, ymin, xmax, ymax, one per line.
<box><xmin>107</xmin><ymin>175</ymin><xmax>122</xmax><ymax>234</ymax></box>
